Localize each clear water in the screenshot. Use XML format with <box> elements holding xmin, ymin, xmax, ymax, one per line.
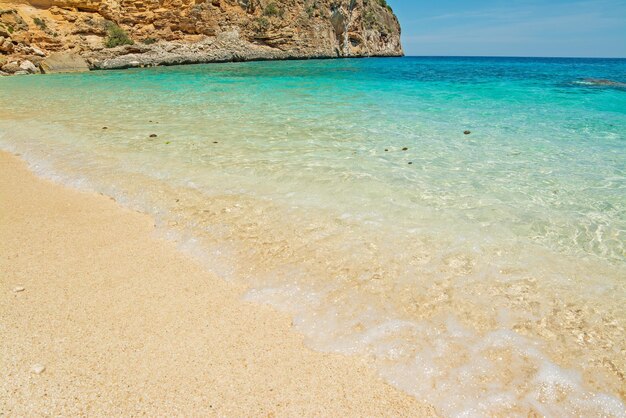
<box><xmin>1</xmin><ymin>57</ymin><xmax>625</xmax><ymax>416</ymax></box>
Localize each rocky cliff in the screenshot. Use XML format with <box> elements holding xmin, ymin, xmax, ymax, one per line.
<box><xmin>0</xmin><ymin>0</ymin><xmax>402</xmax><ymax>74</ymax></box>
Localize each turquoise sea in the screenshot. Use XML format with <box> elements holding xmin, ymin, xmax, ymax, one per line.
<box><xmin>1</xmin><ymin>57</ymin><xmax>625</xmax><ymax>416</ymax></box>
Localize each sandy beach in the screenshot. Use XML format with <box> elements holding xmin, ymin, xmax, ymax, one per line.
<box><xmin>0</xmin><ymin>151</ymin><xmax>436</xmax><ymax>416</ymax></box>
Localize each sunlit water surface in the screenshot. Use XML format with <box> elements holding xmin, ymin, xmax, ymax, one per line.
<box><xmin>1</xmin><ymin>57</ymin><xmax>625</xmax><ymax>416</ymax></box>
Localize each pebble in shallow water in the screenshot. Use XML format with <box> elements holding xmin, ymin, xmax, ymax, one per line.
<box><xmin>464</xmin><ymin>130</ymin><xmax>471</xmax><ymax>135</ymax></box>
<box><xmin>149</xmin><ymin>134</ymin><xmax>157</xmax><ymax>138</ymax></box>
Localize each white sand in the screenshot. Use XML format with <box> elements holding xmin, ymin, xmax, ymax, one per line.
<box><xmin>0</xmin><ymin>151</ymin><xmax>437</xmax><ymax>416</ymax></box>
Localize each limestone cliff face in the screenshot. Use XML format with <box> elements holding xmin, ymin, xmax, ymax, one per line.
<box><xmin>0</xmin><ymin>0</ymin><xmax>402</xmax><ymax>74</ymax></box>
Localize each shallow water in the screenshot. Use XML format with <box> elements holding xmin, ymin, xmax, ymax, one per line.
<box><xmin>1</xmin><ymin>57</ymin><xmax>625</xmax><ymax>416</ymax></box>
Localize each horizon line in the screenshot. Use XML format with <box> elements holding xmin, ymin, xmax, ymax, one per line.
<box><xmin>401</xmin><ymin>55</ymin><xmax>626</xmax><ymax>60</ymax></box>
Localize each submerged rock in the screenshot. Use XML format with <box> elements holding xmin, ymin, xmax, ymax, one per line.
<box><xmin>578</xmin><ymin>78</ymin><xmax>626</xmax><ymax>88</ymax></box>
<box><xmin>464</xmin><ymin>130</ymin><xmax>471</xmax><ymax>135</ymax></box>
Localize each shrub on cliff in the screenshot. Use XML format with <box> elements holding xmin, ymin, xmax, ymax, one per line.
<box><xmin>104</xmin><ymin>22</ymin><xmax>133</xmax><ymax>48</ymax></box>
<box><xmin>32</xmin><ymin>17</ymin><xmax>47</xmax><ymax>30</ymax></box>
<box><xmin>263</xmin><ymin>2</ymin><xmax>284</xmax><ymax>18</ymax></box>
<box><xmin>254</xmin><ymin>17</ymin><xmax>270</xmax><ymax>32</ymax></box>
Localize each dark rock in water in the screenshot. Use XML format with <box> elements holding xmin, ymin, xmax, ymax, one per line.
<box><xmin>213</xmin><ymin>141</ymin><xmax>218</xmax><ymax>144</ymax></box>
<box><xmin>402</xmin><ymin>147</ymin><xmax>408</xmax><ymax>151</ymax></box>
<box><xmin>577</xmin><ymin>79</ymin><xmax>626</xmax><ymax>88</ymax></box>
<box><xmin>102</xmin><ymin>127</ymin><xmax>107</xmax><ymax>130</ymax></box>
<box><xmin>149</xmin><ymin>134</ymin><xmax>157</xmax><ymax>138</ymax></box>
<box><xmin>384</xmin><ymin>149</ymin><xmax>389</xmax><ymax>152</ymax></box>
<box><xmin>408</xmin><ymin>162</ymin><xmax>413</xmax><ymax>165</ymax></box>
<box><xmin>464</xmin><ymin>130</ymin><xmax>471</xmax><ymax>135</ymax></box>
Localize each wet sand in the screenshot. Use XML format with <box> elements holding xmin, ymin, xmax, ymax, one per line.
<box><xmin>0</xmin><ymin>151</ymin><xmax>436</xmax><ymax>416</ymax></box>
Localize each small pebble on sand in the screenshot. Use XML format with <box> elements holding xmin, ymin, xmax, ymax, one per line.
<box><xmin>464</xmin><ymin>130</ymin><xmax>471</xmax><ymax>135</ymax></box>
<box><xmin>102</xmin><ymin>127</ymin><xmax>108</xmax><ymax>130</ymax></box>
<box><xmin>13</xmin><ymin>286</ymin><xmax>25</xmax><ymax>293</ymax></box>
<box><xmin>213</xmin><ymin>141</ymin><xmax>218</xmax><ymax>144</ymax></box>
<box><xmin>31</xmin><ymin>364</ymin><xmax>45</xmax><ymax>374</ymax></box>
<box><xmin>402</xmin><ymin>147</ymin><xmax>408</xmax><ymax>151</ymax></box>
<box><xmin>149</xmin><ymin>134</ymin><xmax>157</xmax><ymax>138</ymax></box>
<box><xmin>408</xmin><ymin>162</ymin><xmax>413</xmax><ymax>165</ymax></box>
<box><xmin>384</xmin><ymin>149</ymin><xmax>389</xmax><ymax>152</ymax></box>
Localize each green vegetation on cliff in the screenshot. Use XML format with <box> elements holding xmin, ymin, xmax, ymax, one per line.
<box><xmin>104</xmin><ymin>22</ymin><xmax>133</xmax><ymax>48</ymax></box>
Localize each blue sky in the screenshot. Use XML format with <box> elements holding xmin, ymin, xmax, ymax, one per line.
<box><xmin>388</xmin><ymin>0</ymin><xmax>626</xmax><ymax>57</ymax></box>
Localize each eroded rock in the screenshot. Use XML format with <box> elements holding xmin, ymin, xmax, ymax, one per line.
<box><xmin>19</xmin><ymin>60</ymin><xmax>38</xmax><ymax>73</ymax></box>
<box><xmin>39</xmin><ymin>52</ymin><xmax>90</xmax><ymax>74</ymax></box>
<box><xmin>1</xmin><ymin>61</ymin><xmax>20</xmax><ymax>73</ymax></box>
<box><xmin>1</xmin><ymin>0</ymin><xmax>403</xmax><ymax>76</ymax></box>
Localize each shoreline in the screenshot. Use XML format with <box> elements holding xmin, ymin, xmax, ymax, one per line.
<box><xmin>0</xmin><ymin>150</ymin><xmax>436</xmax><ymax>415</ymax></box>
<box><xmin>91</xmin><ymin>51</ymin><xmax>405</xmax><ymax>72</ymax></box>
<box><xmin>0</xmin><ymin>50</ymin><xmax>404</xmax><ymax>77</ymax></box>
<box><xmin>1</xmin><ymin>54</ymin><xmax>624</xmax><ymax>415</ymax></box>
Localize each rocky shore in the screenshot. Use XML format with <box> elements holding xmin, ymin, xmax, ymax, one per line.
<box><xmin>0</xmin><ymin>0</ymin><xmax>402</xmax><ymax>75</ymax></box>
